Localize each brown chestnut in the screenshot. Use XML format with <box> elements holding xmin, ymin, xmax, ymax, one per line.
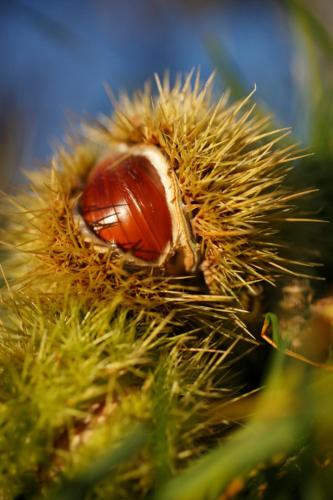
<box><xmin>77</xmin><ymin>145</ymin><xmax>198</xmax><ymax>272</ymax></box>
<box><xmin>80</xmin><ymin>154</ymin><xmax>172</xmax><ymax>262</ymax></box>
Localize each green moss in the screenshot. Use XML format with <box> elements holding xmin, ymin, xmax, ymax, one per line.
<box><xmin>0</xmin><ymin>289</ymin><xmax>243</xmax><ymax>498</ymax></box>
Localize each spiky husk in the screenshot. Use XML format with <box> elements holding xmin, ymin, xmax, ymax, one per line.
<box><xmin>0</xmin><ymin>289</ymin><xmax>247</xmax><ymax>499</ymax></box>
<box><xmin>1</xmin><ymin>72</ymin><xmax>311</xmax><ymax>338</ymax></box>
<box><xmin>0</xmin><ymin>72</ymin><xmax>314</xmax><ymax>497</ymax></box>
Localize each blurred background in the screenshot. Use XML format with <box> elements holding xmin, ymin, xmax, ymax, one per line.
<box><xmin>0</xmin><ymin>0</ymin><xmax>330</xmax><ymax>178</ymax></box>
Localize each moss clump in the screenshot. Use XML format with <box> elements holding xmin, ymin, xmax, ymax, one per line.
<box><xmin>0</xmin><ymin>290</ymin><xmax>244</xmax><ymax>498</ymax></box>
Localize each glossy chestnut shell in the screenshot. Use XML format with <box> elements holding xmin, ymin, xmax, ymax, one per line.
<box><xmin>77</xmin><ymin>144</ymin><xmax>198</xmax><ymax>273</ymax></box>
<box><xmin>80</xmin><ymin>154</ymin><xmax>172</xmax><ymax>262</ymax></box>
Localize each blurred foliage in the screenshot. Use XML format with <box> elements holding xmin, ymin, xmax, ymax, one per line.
<box><xmin>286</xmin><ymin>0</ymin><xmax>333</xmax><ymax>281</ymax></box>
<box><xmin>43</xmin><ymin>345</ymin><xmax>333</xmax><ymax>499</ymax></box>
<box><xmin>0</xmin><ymin>94</ymin><xmax>24</xmax><ymax>190</ymax></box>
<box><xmin>157</xmin><ymin>356</ymin><xmax>333</xmax><ymax>500</ymax></box>
<box><xmin>204</xmin><ymin>34</ymin><xmax>249</xmax><ymax>102</ymax></box>
<box><xmin>52</xmin><ymin>425</ymin><xmax>149</xmax><ymax>500</ymax></box>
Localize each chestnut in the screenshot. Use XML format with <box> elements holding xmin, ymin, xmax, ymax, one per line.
<box><xmin>77</xmin><ymin>145</ymin><xmax>199</xmax><ymax>273</ymax></box>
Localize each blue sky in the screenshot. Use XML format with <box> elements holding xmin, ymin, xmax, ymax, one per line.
<box><xmin>0</xmin><ymin>0</ymin><xmax>296</xmax><ymax>177</ymax></box>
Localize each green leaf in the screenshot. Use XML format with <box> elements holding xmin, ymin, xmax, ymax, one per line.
<box><xmin>287</xmin><ymin>0</ymin><xmax>333</xmax><ymax>59</ymax></box>
<box><xmin>156</xmin><ymin>417</ymin><xmax>303</xmax><ymax>500</ymax></box>
<box><xmin>287</xmin><ymin>0</ymin><xmax>333</xmax><ymax>151</ymax></box>
<box><xmin>264</xmin><ymin>312</ymin><xmax>282</xmax><ymax>348</ymax></box>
